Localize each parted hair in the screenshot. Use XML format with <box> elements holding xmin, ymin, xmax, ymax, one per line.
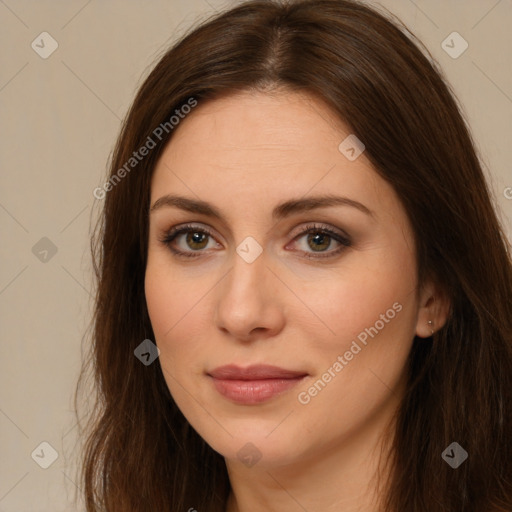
<box><xmin>75</xmin><ymin>1</ymin><xmax>512</xmax><ymax>510</ymax></box>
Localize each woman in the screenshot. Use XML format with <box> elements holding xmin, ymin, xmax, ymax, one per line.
<box><xmin>76</xmin><ymin>0</ymin><xmax>512</xmax><ymax>510</ymax></box>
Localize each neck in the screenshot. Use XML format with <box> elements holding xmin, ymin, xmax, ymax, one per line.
<box><xmin>224</xmin><ymin>400</ymin><xmax>397</xmax><ymax>512</ymax></box>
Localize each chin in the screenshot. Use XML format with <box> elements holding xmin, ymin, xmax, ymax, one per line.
<box><xmin>193</xmin><ymin>414</ymin><xmax>312</xmax><ymax>469</ymax></box>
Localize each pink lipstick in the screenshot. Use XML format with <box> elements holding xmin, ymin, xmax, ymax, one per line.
<box><xmin>208</xmin><ymin>364</ymin><xmax>307</xmax><ymax>404</ymax></box>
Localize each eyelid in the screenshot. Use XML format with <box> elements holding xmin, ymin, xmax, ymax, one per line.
<box><xmin>158</xmin><ymin>221</ymin><xmax>351</xmax><ymax>259</ymax></box>
<box><xmin>160</xmin><ymin>223</ymin><xmax>219</xmax><ymax>242</ymax></box>
<box><xmin>286</xmin><ymin>222</ymin><xmax>351</xmax><ymax>259</ymax></box>
<box><xmin>288</xmin><ymin>222</ymin><xmax>350</xmax><ymax>241</ymax></box>
<box><xmin>157</xmin><ymin>222</ymin><xmax>221</xmax><ymax>255</ymax></box>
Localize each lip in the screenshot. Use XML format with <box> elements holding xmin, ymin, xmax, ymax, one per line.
<box><xmin>207</xmin><ymin>364</ymin><xmax>308</xmax><ymax>404</ymax></box>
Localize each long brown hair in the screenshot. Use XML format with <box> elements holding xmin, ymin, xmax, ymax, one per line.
<box><xmin>75</xmin><ymin>0</ymin><xmax>512</xmax><ymax>510</ymax></box>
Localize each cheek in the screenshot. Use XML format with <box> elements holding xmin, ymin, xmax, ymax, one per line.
<box><xmin>144</xmin><ymin>259</ymin><xmax>212</xmax><ymax>373</ymax></box>
<box><xmin>145</xmin><ymin>264</ymin><xmax>175</xmax><ymax>341</ymax></box>
<box><xmin>145</xmin><ymin>261</ymin><xmax>220</xmax><ymax>441</ymax></box>
<box><xmin>294</xmin><ymin>253</ymin><xmax>418</xmax><ymax>419</ymax></box>
<box><xmin>298</xmin><ymin>248</ymin><xmax>417</xmax><ymax>356</ymax></box>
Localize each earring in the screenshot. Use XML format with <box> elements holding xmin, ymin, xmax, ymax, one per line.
<box><xmin>427</xmin><ymin>320</ymin><xmax>434</xmax><ymax>336</ymax></box>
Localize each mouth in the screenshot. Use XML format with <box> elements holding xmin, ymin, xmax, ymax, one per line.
<box><xmin>207</xmin><ymin>364</ymin><xmax>308</xmax><ymax>405</ymax></box>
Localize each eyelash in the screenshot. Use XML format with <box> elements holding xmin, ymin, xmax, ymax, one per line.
<box><xmin>158</xmin><ymin>222</ymin><xmax>352</xmax><ymax>260</ymax></box>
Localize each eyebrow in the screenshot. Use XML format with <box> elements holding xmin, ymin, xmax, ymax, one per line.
<box><xmin>150</xmin><ymin>193</ymin><xmax>375</xmax><ymax>220</ymax></box>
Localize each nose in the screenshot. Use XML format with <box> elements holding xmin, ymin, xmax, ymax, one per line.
<box><xmin>213</xmin><ymin>248</ymin><xmax>286</xmax><ymax>343</ymax></box>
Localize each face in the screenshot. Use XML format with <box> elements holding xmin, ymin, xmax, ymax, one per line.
<box><xmin>145</xmin><ymin>89</ymin><xmax>425</xmax><ymax>470</ymax></box>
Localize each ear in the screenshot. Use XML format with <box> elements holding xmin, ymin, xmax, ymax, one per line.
<box><xmin>415</xmin><ymin>279</ymin><xmax>451</xmax><ymax>338</ymax></box>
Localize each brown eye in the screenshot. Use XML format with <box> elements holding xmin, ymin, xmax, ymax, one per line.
<box><xmin>159</xmin><ymin>224</ymin><xmax>219</xmax><ymax>259</ymax></box>
<box><xmin>306</xmin><ymin>232</ymin><xmax>332</xmax><ymax>252</ymax></box>
<box><xmin>159</xmin><ymin>222</ymin><xmax>351</xmax><ymax>260</ymax></box>
<box><xmin>184</xmin><ymin>231</ymin><xmax>209</xmax><ymax>250</ymax></box>
<box><xmin>290</xmin><ymin>224</ymin><xmax>351</xmax><ymax>259</ymax></box>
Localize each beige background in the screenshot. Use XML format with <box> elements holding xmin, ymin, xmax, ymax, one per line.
<box><xmin>1</xmin><ymin>0</ymin><xmax>511</xmax><ymax>510</ymax></box>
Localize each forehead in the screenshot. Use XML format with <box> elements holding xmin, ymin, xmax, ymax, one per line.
<box><xmin>157</xmin><ymin>89</ymin><xmax>346</xmax><ymax>162</ymax></box>
<box><xmin>150</xmin><ymin>90</ymin><xmax>393</xmax><ymax>222</ymax></box>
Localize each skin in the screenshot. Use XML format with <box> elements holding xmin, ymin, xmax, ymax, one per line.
<box><xmin>145</xmin><ymin>89</ymin><xmax>450</xmax><ymax>512</ymax></box>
